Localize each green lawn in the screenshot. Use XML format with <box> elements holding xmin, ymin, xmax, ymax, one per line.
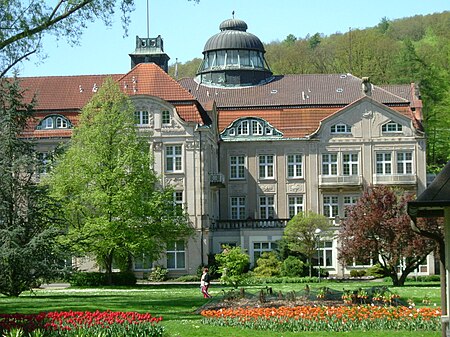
<box><xmin>0</xmin><ymin>281</ymin><xmax>441</xmax><ymax>337</ymax></box>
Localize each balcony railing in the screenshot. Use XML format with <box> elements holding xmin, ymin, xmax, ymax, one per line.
<box><xmin>319</xmin><ymin>174</ymin><xmax>362</xmax><ymax>186</ymax></box>
<box><xmin>209</xmin><ymin>173</ymin><xmax>225</xmax><ymax>188</ymax></box>
<box><xmin>210</xmin><ymin>219</ymin><xmax>289</xmax><ymax>230</ymax></box>
<box><xmin>373</xmin><ymin>174</ymin><xmax>417</xmax><ymax>185</ymax></box>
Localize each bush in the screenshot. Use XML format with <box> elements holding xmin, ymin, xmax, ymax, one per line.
<box><xmin>173</xmin><ymin>274</ymin><xmax>198</xmax><ymax>282</ymax></box>
<box><xmin>253</xmin><ymin>252</ymin><xmax>281</xmax><ymax>277</ymax></box>
<box><xmin>111</xmin><ymin>272</ymin><xmax>137</xmax><ymax>286</ymax></box>
<box><xmin>350</xmin><ymin>269</ymin><xmax>366</xmax><ymax>278</ymax></box>
<box><xmin>281</xmin><ymin>256</ymin><xmax>307</xmax><ymax>277</ymax></box>
<box><xmin>69</xmin><ymin>272</ymin><xmax>137</xmax><ymax>286</ymax></box>
<box><xmin>215</xmin><ymin>246</ymin><xmax>250</xmax><ymax>288</ymax></box>
<box><xmin>148</xmin><ymin>266</ymin><xmax>168</xmax><ymax>282</ymax></box>
<box><xmin>69</xmin><ymin>272</ymin><xmax>106</xmax><ymax>287</ymax></box>
<box><xmin>366</xmin><ymin>264</ymin><xmax>385</xmax><ymax>278</ymax></box>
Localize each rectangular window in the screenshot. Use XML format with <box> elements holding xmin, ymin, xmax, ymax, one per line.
<box><xmin>237</xmin><ymin>120</ymin><xmax>249</xmax><ymax>135</ymax></box>
<box><xmin>382</xmin><ymin>122</ymin><xmax>403</xmax><ymax>133</ymax></box>
<box><xmin>162</xmin><ymin>110</ymin><xmax>171</xmax><ymax>125</ymax></box>
<box><xmin>134</xmin><ymin>110</ymin><xmax>149</xmax><ymax>125</ymax></box>
<box><xmin>343</xmin><ymin>195</ymin><xmax>358</xmax><ymax>217</ymax></box>
<box><xmin>343</xmin><ymin>153</ymin><xmax>358</xmax><ymax>176</ymax></box>
<box><xmin>287</xmin><ymin>154</ymin><xmax>303</xmax><ymax>179</ymax></box>
<box><xmin>173</xmin><ymin>191</ymin><xmax>183</xmax><ymax>210</ymax></box>
<box><xmin>376</xmin><ymin>152</ymin><xmax>392</xmax><ymax>174</ymax></box>
<box><xmin>230</xmin><ymin>196</ymin><xmax>246</xmax><ymax>220</ymax></box>
<box><xmin>166</xmin><ymin>145</ymin><xmax>182</xmax><ymax>172</ymax></box>
<box><xmin>134</xmin><ymin>253</ymin><xmax>153</xmax><ymax>271</ymax></box>
<box><xmin>323</xmin><ymin>195</ymin><xmax>339</xmax><ymax>218</ymax></box>
<box><xmin>322</xmin><ymin>153</ymin><xmax>338</xmax><ymax>175</ymax></box>
<box><xmin>318</xmin><ymin>241</ymin><xmax>333</xmax><ymax>267</ymax></box>
<box><xmin>230</xmin><ymin>155</ymin><xmax>245</xmax><ymax>180</ymax></box>
<box><xmin>288</xmin><ymin>195</ymin><xmax>304</xmax><ymax>218</ymax></box>
<box><xmin>166</xmin><ymin>240</ymin><xmax>185</xmax><ymax>269</ymax></box>
<box><xmin>252</xmin><ymin>120</ymin><xmax>263</xmax><ymax>135</ymax></box>
<box><xmin>259</xmin><ymin>154</ymin><xmax>274</xmax><ymax>179</ymax></box>
<box><xmin>397</xmin><ymin>152</ymin><xmax>413</xmax><ymax>174</ymax></box>
<box><xmin>259</xmin><ymin>195</ymin><xmax>275</xmax><ymax>219</ymax></box>
<box><xmin>253</xmin><ymin>241</ymin><xmax>277</xmax><ymax>262</ymax></box>
<box><xmin>37</xmin><ymin>152</ymin><xmax>51</xmax><ymax>175</ymax></box>
<box><xmin>44</xmin><ymin>118</ymin><xmax>53</xmax><ymax>129</ymax></box>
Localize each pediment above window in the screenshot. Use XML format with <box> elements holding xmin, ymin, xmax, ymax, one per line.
<box><xmin>221</xmin><ymin>117</ymin><xmax>282</xmax><ymax>140</ymax></box>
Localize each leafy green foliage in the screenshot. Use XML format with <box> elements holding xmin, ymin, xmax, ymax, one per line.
<box><xmin>148</xmin><ymin>266</ymin><xmax>169</xmax><ymax>282</ymax></box>
<box><xmin>253</xmin><ymin>252</ymin><xmax>281</xmax><ymax>277</ymax></box>
<box><xmin>281</xmin><ymin>256</ymin><xmax>307</xmax><ymax>277</ymax></box>
<box><xmin>46</xmin><ymin>78</ymin><xmax>192</xmax><ymax>280</ymax></box>
<box><xmin>215</xmin><ymin>246</ymin><xmax>250</xmax><ymax>288</ymax></box>
<box><xmin>69</xmin><ymin>272</ymin><xmax>137</xmax><ymax>286</ymax></box>
<box><xmin>283</xmin><ymin>211</ymin><xmax>330</xmax><ymax>277</ymax></box>
<box><xmin>0</xmin><ymin>77</ymin><xmax>65</xmax><ymax>297</ymax></box>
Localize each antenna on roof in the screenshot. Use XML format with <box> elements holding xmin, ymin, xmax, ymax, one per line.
<box><xmin>147</xmin><ymin>0</ymin><xmax>150</xmax><ymax>38</ymax></box>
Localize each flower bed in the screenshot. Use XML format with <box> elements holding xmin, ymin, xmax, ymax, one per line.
<box><xmin>0</xmin><ymin>311</ymin><xmax>164</xmax><ymax>337</ymax></box>
<box><xmin>201</xmin><ymin>305</ymin><xmax>441</xmax><ymax>332</ymax></box>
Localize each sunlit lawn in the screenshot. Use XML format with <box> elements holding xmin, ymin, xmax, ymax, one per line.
<box><xmin>0</xmin><ymin>280</ymin><xmax>441</xmax><ymax>337</ymax></box>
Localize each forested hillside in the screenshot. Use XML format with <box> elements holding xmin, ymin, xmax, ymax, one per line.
<box><xmin>169</xmin><ymin>11</ymin><xmax>450</xmax><ymax>171</ymax></box>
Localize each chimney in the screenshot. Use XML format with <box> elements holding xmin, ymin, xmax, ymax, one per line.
<box><xmin>361</xmin><ymin>77</ymin><xmax>372</xmax><ymax>97</ymax></box>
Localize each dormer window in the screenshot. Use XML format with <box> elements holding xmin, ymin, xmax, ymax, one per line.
<box><xmin>237</xmin><ymin>120</ymin><xmax>249</xmax><ymax>135</ymax></box>
<box><xmin>222</xmin><ymin>117</ymin><xmax>282</xmax><ymax>140</ymax></box>
<box><xmin>331</xmin><ymin>123</ymin><xmax>351</xmax><ymax>134</ymax></box>
<box><xmin>252</xmin><ymin>120</ymin><xmax>263</xmax><ymax>135</ymax></box>
<box><xmin>37</xmin><ymin>115</ymin><xmax>72</xmax><ymax>130</ymax></box>
<box><xmin>135</xmin><ymin>110</ymin><xmax>149</xmax><ymax>125</ymax></box>
<box><xmin>162</xmin><ymin>110</ymin><xmax>171</xmax><ymax>125</ymax></box>
<box><xmin>382</xmin><ymin>121</ymin><xmax>403</xmax><ymax>133</ymax></box>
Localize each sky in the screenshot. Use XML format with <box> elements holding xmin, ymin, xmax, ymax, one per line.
<box><xmin>17</xmin><ymin>0</ymin><xmax>450</xmax><ymax>78</ymax></box>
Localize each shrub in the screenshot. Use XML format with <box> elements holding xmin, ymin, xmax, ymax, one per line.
<box><xmin>281</xmin><ymin>256</ymin><xmax>307</xmax><ymax>277</ymax></box>
<box><xmin>253</xmin><ymin>252</ymin><xmax>281</xmax><ymax>277</ymax></box>
<box><xmin>350</xmin><ymin>269</ymin><xmax>366</xmax><ymax>278</ymax></box>
<box><xmin>366</xmin><ymin>264</ymin><xmax>385</xmax><ymax>278</ymax></box>
<box><xmin>111</xmin><ymin>272</ymin><xmax>137</xmax><ymax>286</ymax></box>
<box><xmin>148</xmin><ymin>266</ymin><xmax>168</xmax><ymax>282</ymax></box>
<box><xmin>173</xmin><ymin>274</ymin><xmax>198</xmax><ymax>282</ymax></box>
<box><xmin>69</xmin><ymin>272</ymin><xmax>106</xmax><ymax>287</ymax></box>
<box><xmin>215</xmin><ymin>246</ymin><xmax>250</xmax><ymax>288</ymax></box>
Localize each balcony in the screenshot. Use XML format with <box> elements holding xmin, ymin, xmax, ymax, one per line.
<box><xmin>210</xmin><ymin>219</ymin><xmax>289</xmax><ymax>231</ymax></box>
<box><xmin>209</xmin><ymin>173</ymin><xmax>225</xmax><ymax>189</ymax></box>
<box><xmin>373</xmin><ymin>174</ymin><xmax>417</xmax><ymax>185</ymax></box>
<box><xmin>319</xmin><ymin>174</ymin><xmax>362</xmax><ymax>187</ymax></box>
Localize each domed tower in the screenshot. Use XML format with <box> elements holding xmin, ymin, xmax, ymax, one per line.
<box><xmin>196</xmin><ymin>18</ymin><xmax>273</xmax><ymax>87</ymax></box>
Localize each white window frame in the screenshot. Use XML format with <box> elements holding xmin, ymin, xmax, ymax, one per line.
<box><xmin>287</xmin><ymin>154</ymin><xmax>303</xmax><ymax>179</ymax></box>
<box><xmin>343</xmin><ymin>195</ymin><xmax>359</xmax><ymax>217</ymax></box>
<box><xmin>237</xmin><ymin>120</ymin><xmax>249</xmax><ymax>135</ymax></box>
<box><xmin>252</xmin><ymin>120</ymin><xmax>263</xmax><ymax>135</ymax></box>
<box><xmin>317</xmin><ymin>241</ymin><xmax>333</xmax><ymax>267</ymax></box>
<box><xmin>376</xmin><ymin>152</ymin><xmax>392</xmax><ymax>175</ymax></box>
<box><xmin>229</xmin><ymin>155</ymin><xmax>245</xmax><ymax>180</ymax></box>
<box><xmin>382</xmin><ymin>121</ymin><xmax>403</xmax><ymax>133</ymax></box>
<box><xmin>323</xmin><ymin>195</ymin><xmax>339</xmax><ymax>219</ymax></box>
<box><xmin>331</xmin><ymin>123</ymin><xmax>351</xmax><ymax>134</ymax></box>
<box><xmin>322</xmin><ymin>153</ymin><xmax>338</xmax><ymax>176</ymax></box>
<box><xmin>55</xmin><ymin>117</ymin><xmax>68</xmax><ymax>128</ymax></box>
<box><xmin>165</xmin><ymin>145</ymin><xmax>183</xmax><ymax>173</ymax></box>
<box><xmin>135</xmin><ymin>110</ymin><xmax>149</xmax><ymax>125</ymax></box>
<box><xmin>230</xmin><ymin>196</ymin><xmax>246</xmax><ymax>220</ymax></box>
<box><xmin>259</xmin><ymin>195</ymin><xmax>275</xmax><ymax>219</ymax></box>
<box><xmin>253</xmin><ymin>241</ymin><xmax>277</xmax><ymax>262</ymax></box>
<box><xmin>397</xmin><ymin>151</ymin><xmax>413</xmax><ymax>174</ymax></box>
<box><xmin>258</xmin><ymin>154</ymin><xmax>275</xmax><ymax>179</ymax></box>
<box><xmin>173</xmin><ymin>191</ymin><xmax>183</xmax><ymax>209</ymax></box>
<box><xmin>44</xmin><ymin>117</ymin><xmax>53</xmax><ymax>129</ymax></box>
<box><xmin>133</xmin><ymin>253</ymin><xmax>153</xmax><ymax>271</ymax></box>
<box><xmin>166</xmin><ymin>240</ymin><xmax>186</xmax><ymax>270</ymax></box>
<box><xmin>288</xmin><ymin>195</ymin><xmax>304</xmax><ymax>218</ymax></box>
<box><xmin>342</xmin><ymin>153</ymin><xmax>359</xmax><ymax>176</ymax></box>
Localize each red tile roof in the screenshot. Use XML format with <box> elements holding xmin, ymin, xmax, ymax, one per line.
<box><xmin>18</xmin><ymin>64</ymin><xmax>208</xmax><ymax>139</ymax></box>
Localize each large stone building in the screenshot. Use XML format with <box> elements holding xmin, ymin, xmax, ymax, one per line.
<box><xmin>20</xmin><ymin>18</ymin><xmax>431</xmax><ymax>277</ymax></box>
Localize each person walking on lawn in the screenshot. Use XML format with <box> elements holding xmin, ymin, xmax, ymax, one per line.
<box><xmin>200</xmin><ymin>267</ymin><xmax>212</xmax><ymax>298</ymax></box>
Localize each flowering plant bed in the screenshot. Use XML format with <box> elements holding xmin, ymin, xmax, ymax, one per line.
<box><xmin>0</xmin><ymin>311</ymin><xmax>164</xmax><ymax>337</ymax></box>
<box><xmin>201</xmin><ymin>305</ymin><xmax>441</xmax><ymax>332</ymax></box>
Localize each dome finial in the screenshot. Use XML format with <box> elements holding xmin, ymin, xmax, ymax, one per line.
<box><xmin>232</xmin><ymin>10</ymin><xmax>235</xmax><ymax>19</ymax></box>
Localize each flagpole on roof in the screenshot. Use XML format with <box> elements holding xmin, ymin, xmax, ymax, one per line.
<box><xmin>147</xmin><ymin>0</ymin><xmax>150</xmax><ymax>38</ymax></box>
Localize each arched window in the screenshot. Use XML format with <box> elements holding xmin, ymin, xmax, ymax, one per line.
<box><xmin>331</xmin><ymin>123</ymin><xmax>351</xmax><ymax>134</ymax></box>
<box><xmin>37</xmin><ymin>115</ymin><xmax>72</xmax><ymax>130</ymax></box>
<box><xmin>382</xmin><ymin>121</ymin><xmax>403</xmax><ymax>133</ymax></box>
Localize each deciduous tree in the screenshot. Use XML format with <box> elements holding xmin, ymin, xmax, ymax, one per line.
<box><xmin>46</xmin><ymin>78</ymin><xmax>192</xmax><ymax>281</ymax></box>
<box><xmin>338</xmin><ymin>185</ymin><xmax>437</xmax><ymax>286</ymax></box>
<box><xmin>283</xmin><ymin>211</ymin><xmax>331</xmax><ymax>277</ymax></box>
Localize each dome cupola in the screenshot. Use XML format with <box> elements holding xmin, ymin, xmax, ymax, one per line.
<box><xmin>196</xmin><ymin>17</ymin><xmax>272</xmax><ymax>87</ymax></box>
